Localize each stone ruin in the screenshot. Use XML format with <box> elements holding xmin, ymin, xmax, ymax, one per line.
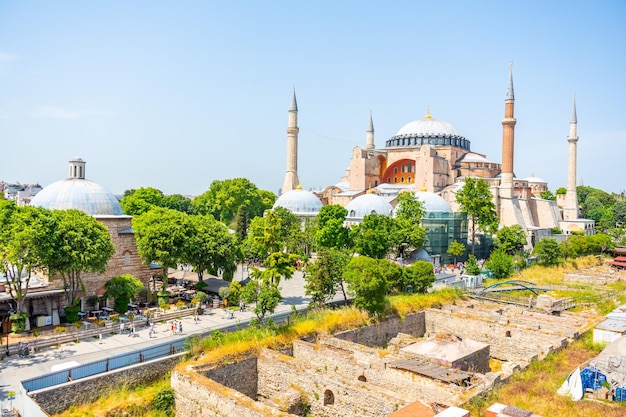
<box><xmin>171</xmin><ymin>301</ymin><xmax>596</xmax><ymax>417</ymax></box>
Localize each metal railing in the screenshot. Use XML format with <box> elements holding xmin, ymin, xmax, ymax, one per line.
<box><xmin>21</xmin><ymin>338</ymin><xmax>186</xmax><ymax>392</ymax></box>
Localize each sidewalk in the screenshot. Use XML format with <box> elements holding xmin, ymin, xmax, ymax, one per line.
<box><xmin>0</xmin><ymin>270</ymin><xmax>334</xmax><ymax>414</ymax></box>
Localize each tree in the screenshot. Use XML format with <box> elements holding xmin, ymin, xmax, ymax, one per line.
<box><xmin>447</xmin><ymin>240</ymin><xmax>466</xmax><ymax>265</ymax></box>
<box><xmin>393</xmin><ymin>192</ymin><xmax>427</xmax><ymax>256</ymax></box>
<box><xmin>378</xmin><ymin>259</ymin><xmax>403</xmax><ymax>295</ymax></box>
<box><xmin>533</xmin><ymin>238</ymin><xmax>563</xmax><ymax>266</ymax></box>
<box><xmin>401</xmin><ymin>260</ymin><xmax>436</xmax><ymax>293</ymax></box>
<box><xmin>104</xmin><ymin>274</ymin><xmax>144</xmax><ymax>314</ymax></box>
<box><xmin>343</xmin><ymin>256</ymin><xmax>387</xmax><ymax>316</ymax></box>
<box><xmin>120</xmin><ymin>187</ymin><xmax>165</xmax><ymax>216</ymax></box>
<box><xmin>351</xmin><ymin>214</ymin><xmax>397</xmax><ymax>259</ymax></box>
<box><xmin>304</xmin><ymin>248</ymin><xmax>350</xmax><ymax>305</ymax></box>
<box><xmin>162</xmin><ymin>194</ymin><xmax>193</xmax><ymax>214</ymax></box>
<box><xmin>250</xmin><ymin>252</ymin><xmax>297</xmax><ymax>285</ymax></box>
<box><xmin>496</xmin><ymin>224</ymin><xmax>527</xmax><ymax>253</ymax></box>
<box><xmin>455</xmin><ymin>177</ymin><xmax>498</xmax><ymax>254</ymax></box>
<box><xmin>464</xmin><ymin>254</ymin><xmax>481</xmax><ymax>275</ymax></box>
<box><xmin>47</xmin><ymin>209</ymin><xmax>115</xmax><ymax>307</ymax></box>
<box><xmin>191</xmin><ymin>178</ymin><xmax>274</xmax><ymax>225</ymax></box>
<box><xmin>315</xmin><ymin>205</ymin><xmax>351</xmax><ymax>250</ymax></box>
<box><xmin>246</xmin><ymin>210</ymin><xmax>284</xmax><ymax>259</ymax></box>
<box><xmin>185</xmin><ymin>214</ymin><xmax>238</xmax><ymax>281</ymax></box>
<box><xmin>485</xmin><ymin>249</ymin><xmax>515</xmax><ymax>279</ymax></box>
<box><xmin>612</xmin><ymin>200</ymin><xmax>626</xmax><ymax>224</ymax></box>
<box><xmin>133</xmin><ymin>207</ymin><xmax>193</xmax><ymax>281</ymax></box>
<box><xmin>240</xmin><ymin>279</ymin><xmax>282</xmax><ymax>322</ymax></box>
<box><xmin>0</xmin><ymin>203</ymin><xmax>54</xmax><ymax>314</ymax></box>
<box><xmin>540</xmin><ymin>190</ymin><xmax>556</xmax><ymax>201</ymax></box>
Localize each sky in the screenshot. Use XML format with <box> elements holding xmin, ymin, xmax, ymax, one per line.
<box><xmin>0</xmin><ymin>1</ymin><xmax>625</xmax><ymax>197</ymax></box>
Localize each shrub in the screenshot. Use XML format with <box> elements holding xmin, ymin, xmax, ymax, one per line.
<box><xmin>152</xmin><ymin>388</ymin><xmax>175</xmax><ymax>415</ymax></box>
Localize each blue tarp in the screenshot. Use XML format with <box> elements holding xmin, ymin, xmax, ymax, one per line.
<box><xmin>580</xmin><ymin>367</ymin><xmax>607</xmax><ymax>390</ymax></box>
<box><xmin>615</xmin><ymin>387</ymin><xmax>626</xmax><ymax>402</ymax></box>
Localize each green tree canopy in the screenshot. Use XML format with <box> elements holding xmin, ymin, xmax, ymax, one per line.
<box><xmin>0</xmin><ymin>203</ymin><xmax>55</xmax><ymax>313</ymax></box>
<box><xmin>343</xmin><ymin>256</ymin><xmax>388</xmax><ymax>316</ymax></box>
<box><xmin>185</xmin><ymin>214</ymin><xmax>238</xmax><ymax>281</ymax></box>
<box><xmin>133</xmin><ymin>207</ymin><xmax>193</xmax><ymax>278</ymax></box>
<box><xmin>120</xmin><ymin>187</ymin><xmax>166</xmax><ymax>216</ymax></box>
<box><xmin>485</xmin><ymin>249</ymin><xmax>515</xmax><ymax>279</ymax></box>
<box><xmin>495</xmin><ymin>224</ymin><xmax>527</xmax><ymax>253</ymax></box>
<box><xmin>191</xmin><ymin>178</ymin><xmax>274</xmax><ymax>225</ymax></box>
<box><xmin>455</xmin><ymin>177</ymin><xmax>498</xmax><ymax>254</ymax></box>
<box><xmin>393</xmin><ymin>192</ymin><xmax>427</xmax><ymax>256</ymax></box>
<box><xmin>447</xmin><ymin>240</ymin><xmax>466</xmax><ymax>264</ymax></box>
<box><xmin>532</xmin><ymin>238</ymin><xmax>563</xmax><ymax>266</ymax></box>
<box><xmin>304</xmin><ymin>248</ymin><xmax>351</xmax><ymax>305</ymax></box>
<box><xmin>401</xmin><ymin>260</ymin><xmax>436</xmax><ymax>293</ymax></box>
<box><xmin>104</xmin><ymin>274</ymin><xmax>144</xmax><ymax>314</ymax></box>
<box><xmin>250</xmin><ymin>252</ymin><xmax>297</xmax><ymax>285</ymax></box>
<box><xmin>351</xmin><ymin>214</ymin><xmax>397</xmax><ymax>259</ymax></box>
<box><xmin>47</xmin><ymin>209</ymin><xmax>115</xmax><ymax>306</ymax></box>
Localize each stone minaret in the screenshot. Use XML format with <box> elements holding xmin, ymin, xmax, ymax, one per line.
<box><xmin>563</xmin><ymin>96</ymin><xmax>579</xmax><ymax>220</ymax></box>
<box><xmin>68</xmin><ymin>157</ymin><xmax>86</xmax><ymax>179</ymax></box>
<box><xmin>366</xmin><ymin>111</ymin><xmax>375</xmax><ymax>150</ymax></box>
<box><xmin>281</xmin><ymin>89</ymin><xmax>300</xmax><ymax>194</ymax></box>
<box><xmin>500</xmin><ymin>64</ymin><xmax>517</xmax><ymax>198</ymax></box>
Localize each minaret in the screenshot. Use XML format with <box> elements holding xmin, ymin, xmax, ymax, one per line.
<box><xmin>563</xmin><ymin>95</ymin><xmax>579</xmax><ymax>220</ymax></box>
<box><xmin>500</xmin><ymin>63</ymin><xmax>517</xmax><ymax>198</ymax></box>
<box><xmin>281</xmin><ymin>89</ymin><xmax>300</xmax><ymax>194</ymax></box>
<box><xmin>366</xmin><ymin>111</ymin><xmax>375</xmax><ymax>150</ymax></box>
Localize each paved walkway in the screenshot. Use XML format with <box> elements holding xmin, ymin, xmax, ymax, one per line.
<box><xmin>0</xmin><ymin>270</ymin><xmax>332</xmax><ymax>414</ymax></box>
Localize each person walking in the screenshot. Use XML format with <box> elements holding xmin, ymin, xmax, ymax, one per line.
<box><xmin>119</xmin><ymin>321</ymin><xmax>125</xmax><ymax>335</ymax></box>
<box><xmin>98</xmin><ymin>333</ymin><xmax>103</xmax><ymax>344</ymax></box>
<box><xmin>148</xmin><ymin>321</ymin><xmax>154</xmax><ymax>338</ymax></box>
<box><xmin>178</xmin><ymin>321</ymin><xmax>183</xmax><ymax>335</ymax></box>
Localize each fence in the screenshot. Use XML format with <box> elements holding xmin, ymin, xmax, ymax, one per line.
<box><xmin>21</xmin><ymin>338</ymin><xmax>186</xmax><ymax>392</ymax></box>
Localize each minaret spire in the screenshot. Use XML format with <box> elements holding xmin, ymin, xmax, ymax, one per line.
<box><xmin>500</xmin><ymin>62</ymin><xmax>517</xmax><ymax>197</ymax></box>
<box><xmin>563</xmin><ymin>94</ymin><xmax>579</xmax><ymax>220</ymax></box>
<box><xmin>281</xmin><ymin>88</ymin><xmax>300</xmax><ymax>194</ymax></box>
<box><xmin>366</xmin><ymin>110</ymin><xmax>375</xmax><ymax>150</ymax></box>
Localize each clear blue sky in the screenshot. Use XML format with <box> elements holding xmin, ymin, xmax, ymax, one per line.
<box><xmin>1</xmin><ymin>1</ymin><xmax>624</xmax><ymax>196</ymax></box>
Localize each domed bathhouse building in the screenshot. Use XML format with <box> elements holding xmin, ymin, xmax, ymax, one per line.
<box><xmin>25</xmin><ymin>158</ymin><xmax>158</xmax><ymax>325</ymax></box>
<box><xmin>344</xmin><ymin>192</ymin><xmax>394</xmax><ymax>226</ymax></box>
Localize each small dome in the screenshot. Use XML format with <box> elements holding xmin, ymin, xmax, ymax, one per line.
<box><xmin>415</xmin><ymin>191</ymin><xmax>452</xmax><ymax>213</ymax></box>
<box><xmin>458</xmin><ymin>152</ymin><xmax>492</xmax><ymax>163</ymax></box>
<box><xmin>346</xmin><ymin>194</ymin><xmax>393</xmax><ymax>219</ymax></box>
<box><xmin>525</xmin><ymin>175</ymin><xmax>546</xmax><ymax>183</ymax></box>
<box><xmin>409</xmin><ymin>248</ymin><xmax>432</xmax><ymax>262</ymax></box>
<box><xmin>273</xmin><ymin>189</ymin><xmax>323</xmax><ymax>216</ymax></box>
<box><xmin>30</xmin><ymin>178</ymin><xmax>124</xmax><ymax>216</ymax></box>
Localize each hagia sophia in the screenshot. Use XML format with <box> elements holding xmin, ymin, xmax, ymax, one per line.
<box><xmin>275</xmin><ymin>66</ymin><xmax>594</xmax><ymax>257</ymax></box>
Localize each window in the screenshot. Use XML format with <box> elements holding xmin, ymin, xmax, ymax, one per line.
<box><xmin>324</xmin><ymin>390</ymin><xmax>335</xmax><ymax>406</ymax></box>
<box><xmin>124</xmin><ymin>252</ymin><xmax>131</xmax><ymax>266</ymax></box>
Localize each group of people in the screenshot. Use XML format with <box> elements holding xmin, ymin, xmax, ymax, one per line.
<box><xmin>170</xmin><ymin>320</ymin><xmax>183</xmax><ymax>336</ymax></box>
<box><xmin>118</xmin><ymin>321</ymin><xmax>137</xmax><ymax>337</ymax></box>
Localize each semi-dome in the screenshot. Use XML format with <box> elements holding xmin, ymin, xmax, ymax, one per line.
<box><xmin>273</xmin><ymin>188</ymin><xmax>323</xmax><ymax>216</ymax></box>
<box><xmin>346</xmin><ymin>193</ymin><xmax>393</xmax><ymax>219</ymax></box>
<box><xmin>415</xmin><ymin>191</ymin><xmax>452</xmax><ymax>213</ymax></box>
<box><xmin>30</xmin><ymin>158</ymin><xmax>124</xmax><ymax>216</ymax></box>
<box><xmin>385</xmin><ymin>111</ymin><xmax>471</xmax><ymax>151</ymax></box>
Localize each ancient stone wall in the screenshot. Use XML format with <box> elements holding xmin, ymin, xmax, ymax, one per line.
<box><xmin>257</xmin><ymin>348</ymin><xmax>406</xmax><ymax>417</ymax></box>
<box><xmin>291</xmin><ymin>338</ymin><xmax>465</xmax><ymax>405</ymax></box>
<box><xmin>334</xmin><ymin>311</ymin><xmax>426</xmax><ymax>347</ymax></box>
<box><xmin>30</xmin><ymin>353</ymin><xmax>184</xmax><ymax>415</ymax></box>
<box><xmin>196</xmin><ymin>356</ymin><xmax>258</xmax><ymax>399</ymax></box>
<box><xmin>425</xmin><ymin>308</ymin><xmax>567</xmax><ymax>362</ymax></box>
<box><xmin>172</xmin><ymin>368</ymin><xmax>295</xmax><ymax>417</ymax></box>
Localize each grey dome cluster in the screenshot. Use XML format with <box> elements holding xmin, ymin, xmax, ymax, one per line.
<box><xmin>385</xmin><ymin>113</ymin><xmax>471</xmax><ymax>151</ymax></box>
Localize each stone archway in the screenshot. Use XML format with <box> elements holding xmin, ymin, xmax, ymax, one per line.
<box><xmin>323</xmin><ymin>389</ymin><xmax>335</xmax><ymax>406</ymax></box>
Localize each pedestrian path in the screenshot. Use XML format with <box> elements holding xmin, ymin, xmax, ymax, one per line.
<box><xmin>0</xmin><ymin>270</ymin><xmax>338</xmax><ymax>414</ymax></box>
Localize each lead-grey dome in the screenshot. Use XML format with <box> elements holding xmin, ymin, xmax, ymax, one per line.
<box><xmin>273</xmin><ymin>188</ymin><xmax>323</xmax><ymax>216</ymax></box>
<box><xmin>346</xmin><ymin>193</ymin><xmax>393</xmax><ymax>219</ymax></box>
<box><xmin>385</xmin><ymin>111</ymin><xmax>470</xmax><ymax>151</ymax></box>
<box><xmin>30</xmin><ymin>158</ymin><xmax>124</xmax><ymax>216</ymax></box>
<box><xmin>415</xmin><ymin>191</ymin><xmax>452</xmax><ymax>213</ymax></box>
<box><xmin>30</xmin><ymin>179</ymin><xmax>124</xmax><ymax>216</ymax></box>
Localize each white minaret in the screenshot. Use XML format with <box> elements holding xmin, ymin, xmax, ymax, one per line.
<box><xmin>281</xmin><ymin>89</ymin><xmax>300</xmax><ymax>194</ymax></box>
<box><xmin>68</xmin><ymin>157</ymin><xmax>86</xmax><ymax>179</ymax></box>
<box><xmin>563</xmin><ymin>96</ymin><xmax>579</xmax><ymax>221</ymax></box>
<box><xmin>366</xmin><ymin>110</ymin><xmax>375</xmax><ymax>150</ymax></box>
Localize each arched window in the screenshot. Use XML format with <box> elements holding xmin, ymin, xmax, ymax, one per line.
<box><xmin>358</xmin><ymin>375</ymin><xmax>367</xmax><ymax>382</ymax></box>
<box><xmin>124</xmin><ymin>252</ymin><xmax>131</xmax><ymax>266</ymax></box>
<box><xmin>323</xmin><ymin>390</ymin><xmax>335</xmax><ymax>406</ymax></box>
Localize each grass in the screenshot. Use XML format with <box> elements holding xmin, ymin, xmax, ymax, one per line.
<box><xmin>464</xmin><ymin>332</ymin><xmax>625</xmax><ymax>417</ymax></box>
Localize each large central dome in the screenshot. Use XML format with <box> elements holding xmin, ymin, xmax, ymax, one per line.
<box><xmin>385</xmin><ymin>111</ymin><xmax>470</xmax><ymax>151</ymax></box>
<box><xmin>30</xmin><ymin>158</ymin><xmax>124</xmax><ymax>216</ymax></box>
